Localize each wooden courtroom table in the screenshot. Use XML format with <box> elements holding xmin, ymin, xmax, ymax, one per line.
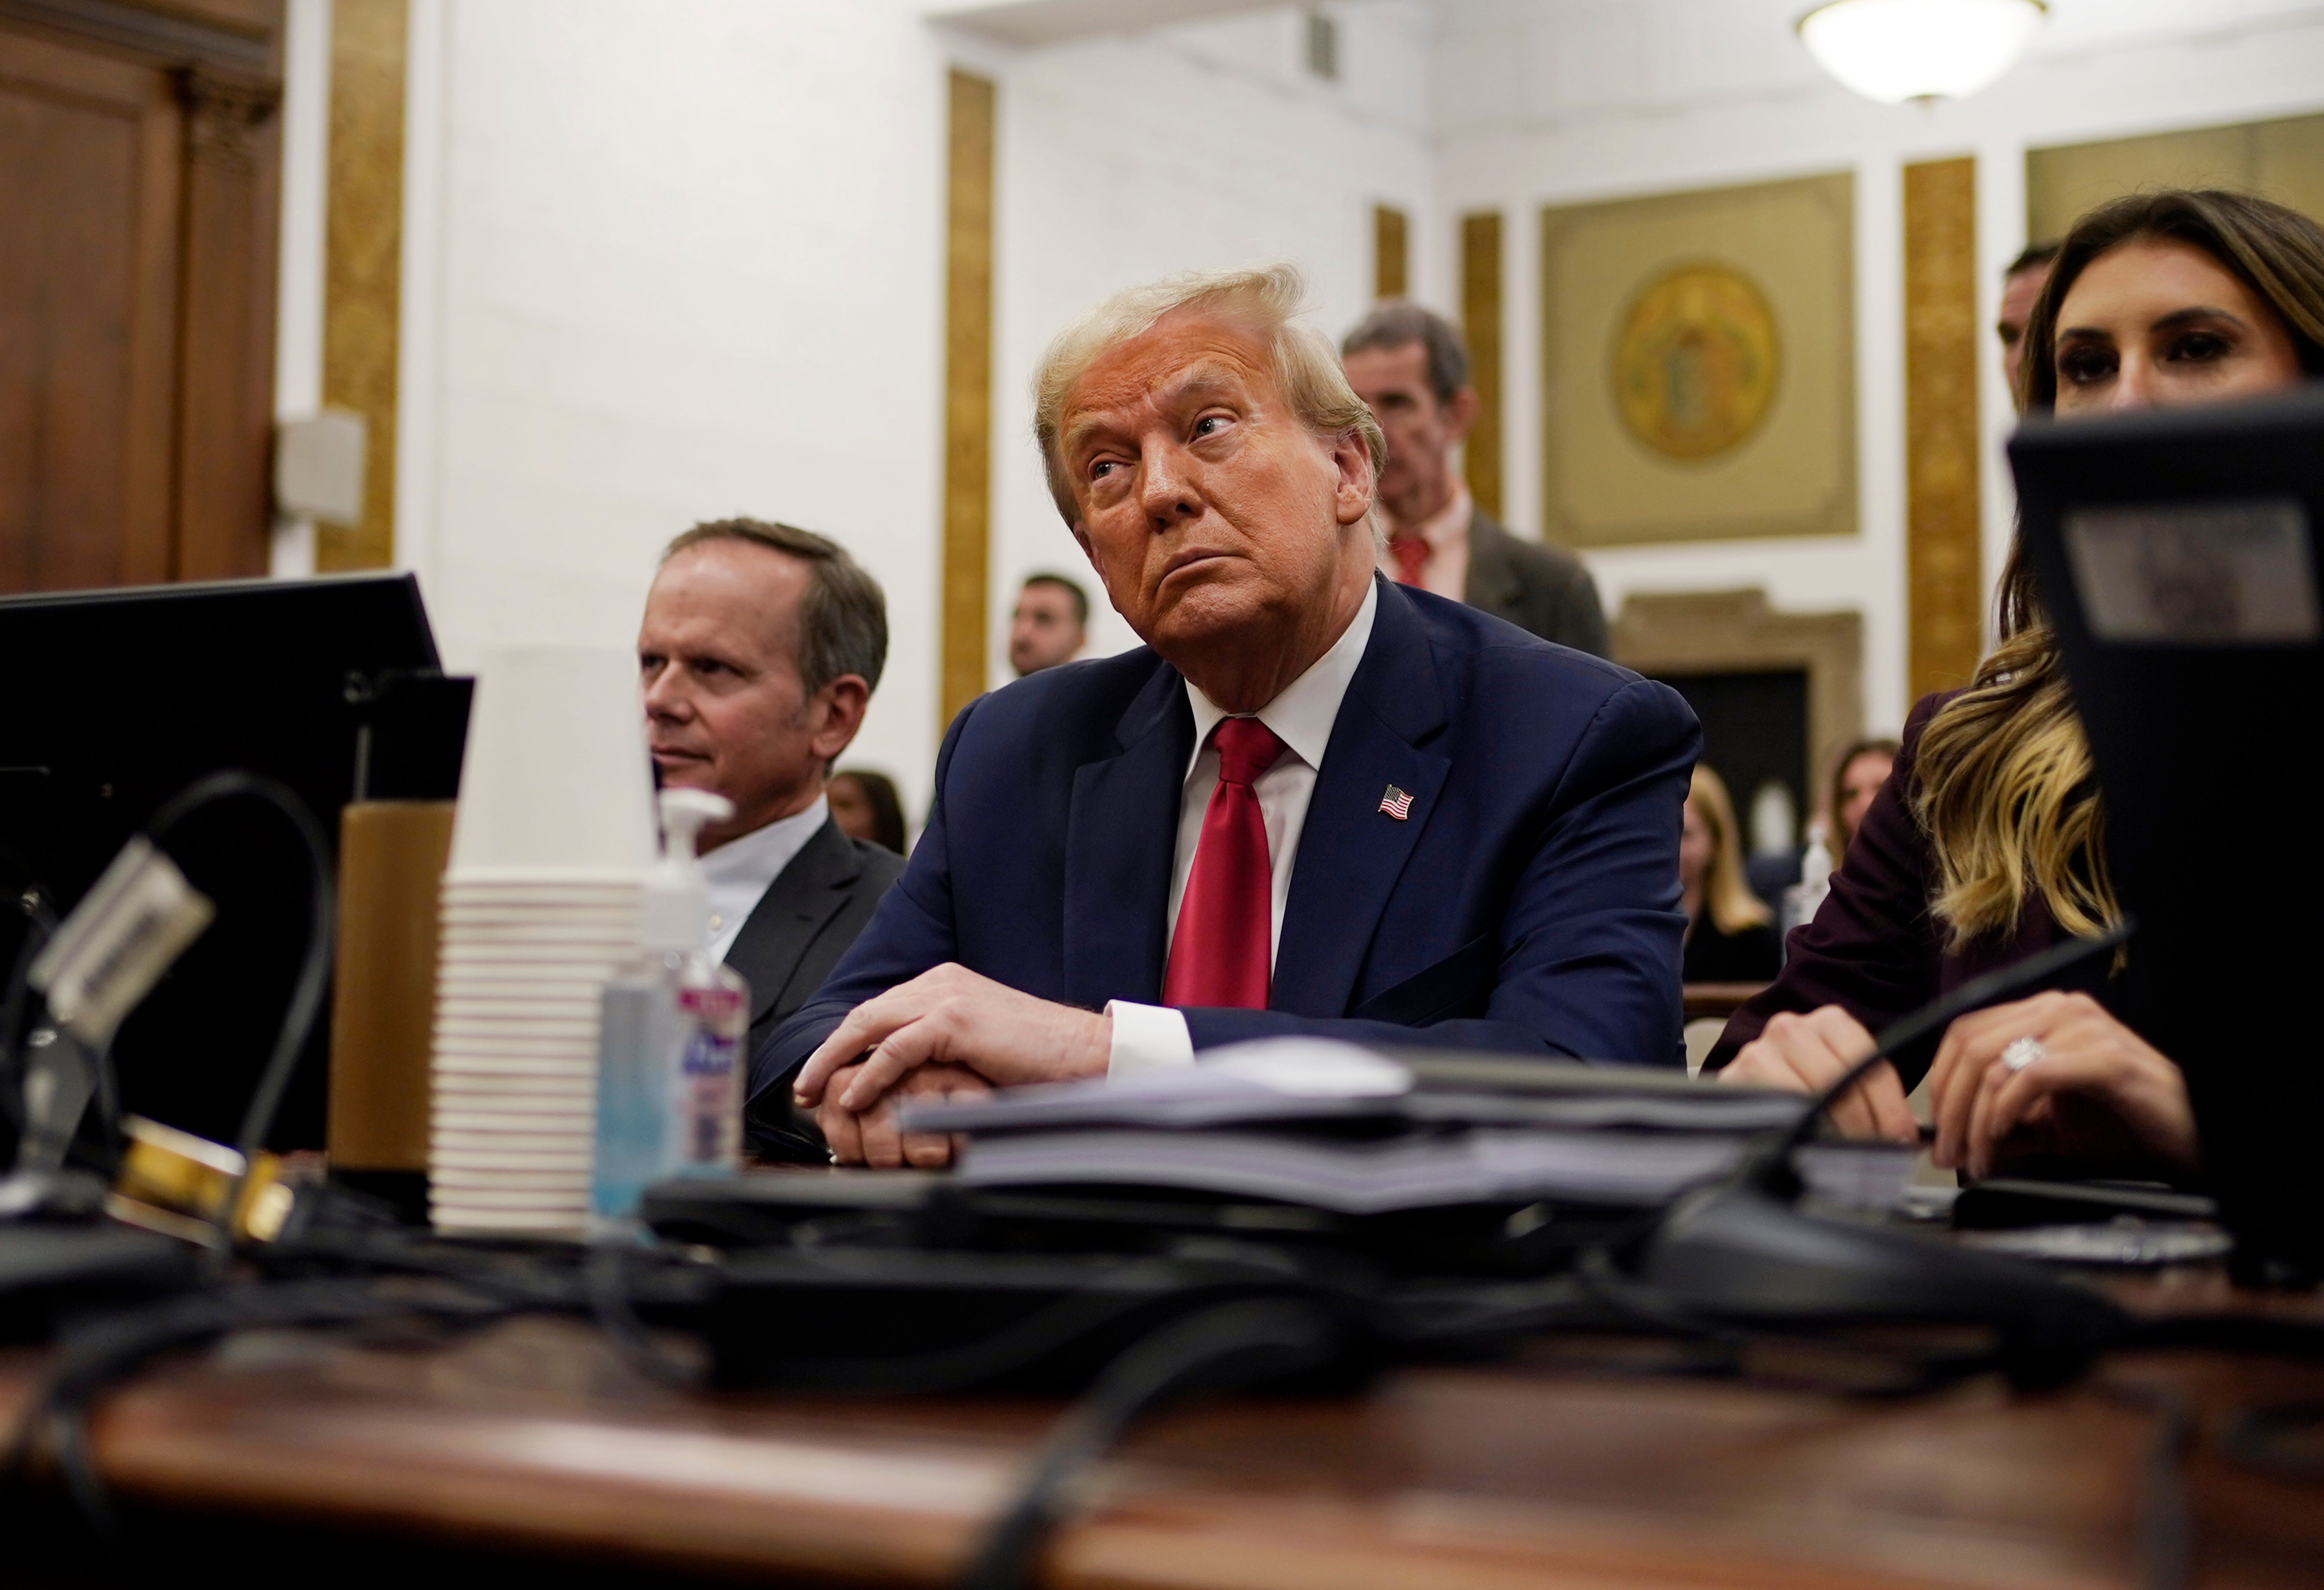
<box><xmin>5</xmin><ymin>1268</ymin><xmax>2323</xmax><ymax>1588</ymax></box>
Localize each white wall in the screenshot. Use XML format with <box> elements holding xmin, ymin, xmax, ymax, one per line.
<box><xmin>1434</xmin><ymin>0</ymin><xmax>2324</xmax><ymax>736</ymax></box>
<box><xmin>390</xmin><ymin>0</ymin><xmax>952</xmax><ymax>804</ymax></box>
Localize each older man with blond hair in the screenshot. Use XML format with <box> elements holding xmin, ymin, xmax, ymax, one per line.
<box><xmin>757</xmin><ymin>265</ymin><xmax>1699</xmax><ymax>1165</ymax></box>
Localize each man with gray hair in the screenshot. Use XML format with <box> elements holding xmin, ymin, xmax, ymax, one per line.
<box><xmin>1342</xmin><ymin>300</ymin><xmax>1607</xmax><ymax>655</ymax></box>
<box><xmin>762</xmin><ymin>266</ymin><xmax>1698</xmax><ymax>1166</ymax></box>
<box><xmin>638</xmin><ymin>517</ymin><xmax>905</xmax><ymax>1158</ymax></box>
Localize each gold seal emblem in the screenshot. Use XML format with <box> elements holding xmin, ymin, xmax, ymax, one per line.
<box><xmin>1611</xmin><ymin>264</ymin><xmax>1781</xmax><ymax>460</ymax></box>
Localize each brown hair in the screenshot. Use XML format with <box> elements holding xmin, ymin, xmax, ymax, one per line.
<box><xmin>1827</xmin><ymin>735</ymin><xmax>1900</xmax><ymax>861</ymax></box>
<box><xmin>1341</xmin><ymin>299</ymin><xmax>1471</xmax><ymax>406</ymax></box>
<box><xmin>1689</xmin><ymin>766</ymin><xmax>1771</xmax><ymax>936</ymax></box>
<box><xmin>1918</xmin><ymin>190</ymin><xmax>2324</xmax><ymax>948</ymax></box>
<box><xmin>661</xmin><ymin>517</ymin><xmax>888</xmax><ymax>695</ymax></box>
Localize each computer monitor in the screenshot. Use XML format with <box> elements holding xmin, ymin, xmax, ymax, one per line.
<box><xmin>0</xmin><ymin>573</ymin><xmax>464</xmax><ymax>1151</ymax></box>
<box><xmin>2011</xmin><ymin>383</ymin><xmax>2324</xmax><ymax>1283</ymax></box>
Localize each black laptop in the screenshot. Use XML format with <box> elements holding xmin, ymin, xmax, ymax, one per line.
<box><xmin>2011</xmin><ymin>383</ymin><xmax>2324</xmax><ymax>1283</ymax></box>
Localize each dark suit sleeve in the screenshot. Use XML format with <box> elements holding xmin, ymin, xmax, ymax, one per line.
<box><xmin>1182</xmin><ymin>676</ymin><xmax>1697</xmax><ymax>1064</ymax></box>
<box><xmin>746</xmin><ymin>700</ymin><xmax>979</xmax><ymax>1111</ymax></box>
<box><xmin>1704</xmin><ymin>694</ymin><xmax>1949</xmax><ymax>1071</ymax></box>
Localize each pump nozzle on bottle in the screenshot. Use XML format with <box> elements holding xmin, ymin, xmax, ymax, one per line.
<box><xmin>642</xmin><ymin>788</ymin><xmax>734</xmax><ymax>952</ymax></box>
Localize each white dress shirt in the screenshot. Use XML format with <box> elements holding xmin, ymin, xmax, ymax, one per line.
<box><xmin>1376</xmin><ymin>481</ymin><xmax>1471</xmax><ymax>603</ymax></box>
<box><xmin>1106</xmin><ymin>580</ymin><xmax>1379</xmax><ymax>1075</ymax></box>
<box><xmin>701</xmin><ymin>795</ymin><xmax>829</xmax><ymax>964</ymax></box>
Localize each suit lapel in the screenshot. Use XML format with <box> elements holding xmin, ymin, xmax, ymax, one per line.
<box><xmin>1064</xmin><ymin>663</ymin><xmax>1192</xmax><ymax>1008</ymax></box>
<box><xmin>1272</xmin><ymin>580</ymin><xmax>1452</xmax><ymax>1018</ymax></box>
<box><xmin>723</xmin><ymin>818</ymin><xmax>860</xmax><ymax>1023</ymax></box>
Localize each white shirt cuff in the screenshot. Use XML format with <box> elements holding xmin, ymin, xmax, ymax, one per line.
<box><xmin>1103</xmin><ymin>1000</ymin><xmax>1195</xmax><ymax>1077</ymax></box>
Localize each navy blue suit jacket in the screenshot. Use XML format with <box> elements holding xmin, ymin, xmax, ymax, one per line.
<box><xmin>748</xmin><ymin>577</ymin><xmax>1699</xmax><ymax>1126</ymax></box>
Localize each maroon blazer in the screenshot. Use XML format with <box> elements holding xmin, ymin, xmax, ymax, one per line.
<box><xmin>1705</xmin><ymin>692</ymin><xmax>2069</xmax><ymax>1080</ymax></box>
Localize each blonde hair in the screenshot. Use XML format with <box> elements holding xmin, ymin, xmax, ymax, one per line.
<box><xmin>1030</xmin><ymin>264</ymin><xmax>1387</xmax><ymax>526</ymax></box>
<box><xmin>1919</xmin><ymin>189</ymin><xmax>2324</xmax><ymax>949</ymax></box>
<box><xmin>1689</xmin><ymin>766</ymin><xmax>1771</xmax><ymax>935</ymax></box>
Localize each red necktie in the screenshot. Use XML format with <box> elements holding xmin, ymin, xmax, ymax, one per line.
<box><xmin>1389</xmin><ymin>534</ymin><xmax>1429</xmax><ymax>586</ymax></box>
<box><xmin>1162</xmin><ymin>717</ymin><xmax>1286</xmax><ymax>1010</ymax></box>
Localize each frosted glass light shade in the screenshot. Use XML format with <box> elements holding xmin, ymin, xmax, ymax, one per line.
<box><xmin>1797</xmin><ymin>0</ymin><xmax>2046</xmax><ymax>104</ymax></box>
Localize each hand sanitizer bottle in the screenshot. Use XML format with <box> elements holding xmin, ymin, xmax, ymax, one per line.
<box><xmin>1781</xmin><ymin>818</ymin><xmax>1834</xmax><ymax>952</ymax></box>
<box><xmin>591</xmin><ymin>789</ymin><xmax>750</xmax><ymax>1228</ymax></box>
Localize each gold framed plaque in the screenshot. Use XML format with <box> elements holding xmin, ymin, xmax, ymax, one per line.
<box><xmin>1541</xmin><ymin>172</ymin><xmax>1855</xmax><ymax>548</ymax></box>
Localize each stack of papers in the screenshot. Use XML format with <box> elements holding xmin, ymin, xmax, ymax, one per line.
<box><xmin>898</xmin><ymin>1040</ymin><xmax>1808</xmax><ymax>1215</ymax></box>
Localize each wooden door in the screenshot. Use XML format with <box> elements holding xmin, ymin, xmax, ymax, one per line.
<box><xmin>0</xmin><ymin>0</ymin><xmax>280</xmax><ymax>594</ymax></box>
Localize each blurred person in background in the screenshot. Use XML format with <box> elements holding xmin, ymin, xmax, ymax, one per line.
<box><xmin>1681</xmin><ymin>766</ymin><xmax>1782</xmax><ymax>983</ymax></box>
<box><xmin>1827</xmin><ymin>736</ymin><xmax>1900</xmax><ymax>866</ymax></box>
<box><xmin>1342</xmin><ymin>301</ymin><xmax>1608</xmax><ymax>655</ymax></box>
<box><xmin>829</xmin><ymin>768</ymin><xmax>908</xmax><ymax>856</ymax></box>
<box><xmin>1747</xmin><ymin>736</ymin><xmax>1900</xmax><ymax>905</ymax></box>
<box><xmin>1713</xmin><ymin>190</ymin><xmax>2324</xmax><ymax>1181</ymax></box>
<box><xmin>1998</xmin><ymin>241</ymin><xmax>2060</xmax><ymax>402</ymax></box>
<box><xmin>638</xmin><ymin>517</ymin><xmax>907</xmax><ymax>1156</ymax></box>
<box><xmin>1009</xmin><ymin>571</ymin><xmax>1089</xmax><ymax>676</ymax></box>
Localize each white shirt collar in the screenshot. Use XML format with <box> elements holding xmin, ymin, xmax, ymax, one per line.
<box><xmin>1183</xmin><ymin>577</ymin><xmax>1378</xmax><ymax>776</ymax></box>
<box><xmin>700</xmin><ymin>794</ymin><xmax>829</xmax><ymax>900</ymax></box>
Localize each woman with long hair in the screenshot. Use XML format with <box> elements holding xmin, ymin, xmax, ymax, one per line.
<box><xmin>1681</xmin><ymin>767</ymin><xmax>1782</xmax><ymax>982</ymax></box>
<box><xmin>1711</xmin><ymin>188</ymin><xmax>2324</xmax><ymax>1180</ymax></box>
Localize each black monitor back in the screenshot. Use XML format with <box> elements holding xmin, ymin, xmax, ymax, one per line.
<box><xmin>2011</xmin><ymin>385</ymin><xmax>2324</xmax><ymax>1282</ymax></box>
<box><xmin>0</xmin><ymin>573</ymin><xmax>459</xmax><ymax>1150</ymax></box>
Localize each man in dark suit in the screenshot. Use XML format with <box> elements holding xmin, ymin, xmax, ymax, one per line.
<box><xmin>1342</xmin><ymin>301</ymin><xmax>1608</xmax><ymax>656</ymax></box>
<box><xmin>765</xmin><ymin>265</ymin><xmax>1697</xmax><ymax>1167</ymax></box>
<box><xmin>638</xmin><ymin>518</ymin><xmax>905</xmax><ymax>1159</ymax></box>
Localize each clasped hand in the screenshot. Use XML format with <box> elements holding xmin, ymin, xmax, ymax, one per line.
<box><xmin>790</xmin><ymin>963</ymin><xmax>1111</xmax><ymax>1167</ymax></box>
<box><xmin>1716</xmin><ymin>992</ymin><xmax>2198</xmax><ymax>1179</ymax></box>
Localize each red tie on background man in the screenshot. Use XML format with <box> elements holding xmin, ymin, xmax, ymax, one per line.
<box><xmin>1162</xmin><ymin>717</ymin><xmax>1286</xmax><ymax>1010</ymax></box>
<box><xmin>1389</xmin><ymin>535</ymin><xmax>1429</xmax><ymax>587</ymax></box>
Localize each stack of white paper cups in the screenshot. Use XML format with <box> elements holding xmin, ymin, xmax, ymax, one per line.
<box><xmin>430</xmin><ymin>647</ymin><xmax>655</xmax><ymax>1236</ymax></box>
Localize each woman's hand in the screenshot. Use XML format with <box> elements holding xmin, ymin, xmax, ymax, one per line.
<box><xmin>1714</xmin><ymin>1005</ymin><xmax>1918</xmax><ymax>1143</ymax></box>
<box><xmin>1925</xmin><ymin>992</ymin><xmax>2198</xmax><ymax>1180</ymax></box>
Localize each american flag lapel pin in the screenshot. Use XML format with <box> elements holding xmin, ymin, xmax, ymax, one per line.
<box><xmin>1379</xmin><ymin>784</ymin><xmax>1413</xmax><ymax>821</ymax></box>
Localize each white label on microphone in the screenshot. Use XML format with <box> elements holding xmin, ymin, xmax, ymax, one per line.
<box><xmin>2064</xmin><ymin>498</ymin><xmax>2318</xmax><ymax>644</ymax></box>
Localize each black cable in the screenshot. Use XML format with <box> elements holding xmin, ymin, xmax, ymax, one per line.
<box><xmin>0</xmin><ymin>1273</ymin><xmax>514</xmax><ymax>1542</ymax></box>
<box><xmin>142</xmin><ymin>772</ymin><xmax>334</xmax><ymax>1256</ymax></box>
<box><xmin>0</xmin><ymin>893</ymin><xmax>56</xmax><ymax>1147</ymax></box>
<box><xmin>955</xmin><ymin>1298</ymin><xmax>1342</xmax><ymax>1590</ymax></box>
<box><xmin>585</xmin><ymin>1241</ymin><xmax>704</xmax><ymax>1390</ymax></box>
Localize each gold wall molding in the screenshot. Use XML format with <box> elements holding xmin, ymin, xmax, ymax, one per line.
<box><xmin>1609</xmin><ymin>588</ymin><xmax>1864</xmax><ymax>776</ymax></box>
<box><xmin>1459</xmin><ymin>209</ymin><xmax>1501</xmax><ymax>521</ymax></box>
<box><xmin>1903</xmin><ymin>157</ymin><xmax>1983</xmax><ymax>701</ymax></box>
<box><xmin>318</xmin><ymin>0</ymin><xmax>404</xmax><ymax>571</ymax></box>
<box><xmin>941</xmin><ymin>68</ymin><xmax>996</xmax><ymax>736</ymax></box>
<box><xmin>1373</xmin><ymin>203</ymin><xmax>1407</xmax><ymax>299</ymax></box>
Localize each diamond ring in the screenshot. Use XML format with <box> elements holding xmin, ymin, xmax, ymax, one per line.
<box><xmin>2000</xmin><ymin>1035</ymin><xmax>2047</xmax><ymax>1073</ymax></box>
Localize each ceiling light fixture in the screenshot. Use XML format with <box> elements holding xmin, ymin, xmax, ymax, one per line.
<box><xmin>1797</xmin><ymin>0</ymin><xmax>2047</xmax><ymax>105</ymax></box>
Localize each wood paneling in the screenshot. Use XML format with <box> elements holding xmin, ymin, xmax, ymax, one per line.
<box><xmin>318</xmin><ymin>0</ymin><xmax>403</xmax><ymax>572</ymax></box>
<box><xmin>1903</xmin><ymin>157</ymin><xmax>1983</xmax><ymax>702</ymax></box>
<box><xmin>174</xmin><ymin>66</ymin><xmax>281</xmax><ymax>579</ymax></box>
<box><xmin>1459</xmin><ymin>210</ymin><xmax>1501</xmax><ymax>521</ymax></box>
<box><xmin>941</xmin><ymin>68</ymin><xmax>995</xmax><ymax>736</ymax></box>
<box><xmin>1372</xmin><ymin>203</ymin><xmax>1406</xmax><ymax>300</ymax></box>
<box><xmin>1610</xmin><ymin>588</ymin><xmax>1864</xmax><ymax>779</ymax></box>
<box><xmin>0</xmin><ymin>4</ymin><xmax>280</xmax><ymax>594</ymax></box>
